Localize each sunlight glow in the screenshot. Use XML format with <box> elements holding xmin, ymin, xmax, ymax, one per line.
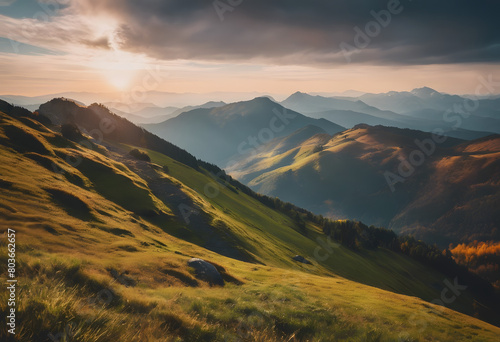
<box><xmin>88</xmin><ymin>49</ymin><xmax>148</xmax><ymax>90</ymax></box>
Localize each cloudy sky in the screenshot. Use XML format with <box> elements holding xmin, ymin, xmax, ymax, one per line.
<box><xmin>0</xmin><ymin>0</ymin><xmax>499</xmax><ymax>97</ymax></box>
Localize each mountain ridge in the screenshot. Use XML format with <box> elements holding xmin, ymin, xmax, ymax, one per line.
<box><xmin>143</xmin><ymin>97</ymin><xmax>345</xmax><ymax>165</ymax></box>
<box><xmin>229</xmin><ymin>123</ymin><xmax>500</xmax><ymax>248</ymax></box>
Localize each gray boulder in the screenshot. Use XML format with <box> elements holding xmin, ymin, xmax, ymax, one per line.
<box><xmin>292</xmin><ymin>255</ymin><xmax>312</xmax><ymax>264</ymax></box>
<box><xmin>187</xmin><ymin>258</ymin><xmax>224</xmax><ymax>286</ymax></box>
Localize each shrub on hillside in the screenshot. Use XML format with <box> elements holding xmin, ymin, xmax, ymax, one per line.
<box><xmin>129</xmin><ymin>148</ymin><xmax>151</xmax><ymax>162</ymax></box>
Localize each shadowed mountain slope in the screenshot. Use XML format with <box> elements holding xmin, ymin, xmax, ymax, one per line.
<box><xmin>229</xmin><ymin>124</ymin><xmax>500</xmax><ymax>247</ymax></box>
<box><xmin>282</xmin><ymin>91</ymin><xmax>498</xmax><ymax>139</ymax></box>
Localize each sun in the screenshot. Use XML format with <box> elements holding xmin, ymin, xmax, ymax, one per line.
<box><xmin>89</xmin><ymin>49</ymin><xmax>148</xmax><ymax>90</ymax></box>
<box><xmin>104</xmin><ymin>69</ymin><xmax>135</xmax><ymax>90</ymax></box>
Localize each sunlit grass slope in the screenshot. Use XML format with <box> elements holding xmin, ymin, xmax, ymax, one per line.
<box><xmin>126</xmin><ymin>145</ymin><xmax>482</xmax><ymax>306</ymax></box>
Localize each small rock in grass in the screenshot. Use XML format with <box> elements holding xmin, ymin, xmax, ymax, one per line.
<box><xmin>187</xmin><ymin>258</ymin><xmax>224</xmax><ymax>286</ymax></box>
<box><xmin>292</xmin><ymin>255</ymin><xmax>312</xmax><ymax>264</ymax></box>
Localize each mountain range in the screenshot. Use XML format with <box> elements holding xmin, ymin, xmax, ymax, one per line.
<box><xmin>281</xmin><ymin>90</ymin><xmax>500</xmax><ymax>138</ymax></box>
<box><xmin>130</xmin><ymin>88</ymin><xmax>499</xmax><ymax>252</ymax></box>
<box><xmin>136</xmin><ymin>89</ymin><xmax>497</xmax><ymax>169</ymax></box>
<box><xmin>105</xmin><ymin>101</ymin><xmax>227</xmax><ymax>125</ymax></box>
<box><xmin>143</xmin><ymin>97</ymin><xmax>345</xmax><ymax>166</ymax></box>
<box><xmin>228</xmin><ymin>124</ymin><xmax>500</xmax><ymax>248</ymax></box>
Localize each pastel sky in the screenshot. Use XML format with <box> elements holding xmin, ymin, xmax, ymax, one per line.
<box><xmin>0</xmin><ymin>0</ymin><xmax>499</xmax><ymax>97</ymax></box>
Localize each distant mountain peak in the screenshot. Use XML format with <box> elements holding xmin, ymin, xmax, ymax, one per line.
<box><xmin>46</xmin><ymin>97</ymin><xmax>85</xmax><ymax>107</ymax></box>
<box><xmin>253</xmin><ymin>96</ymin><xmax>275</xmax><ymax>103</ymax></box>
<box><xmin>258</xmin><ymin>95</ymin><xmax>277</xmax><ymax>102</ymax></box>
<box><xmin>410</xmin><ymin>87</ymin><xmax>440</xmax><ymax>98</ymax></box>
<box><xmin>204</xmin><ymin>101</ymin><xmax>226</xmax><ymax>106</ymax></box>
<box><xmin>352</xmin><ymin>123</ymin><xmax>371</xmax><ymax>130</ymax></box>
<box><xmin>241</xmin><ymin>96</ymin><xmax>281</xmax><ymax>108</ymax></box>
<box><xmin>287</xmin><ymin>91</ymin><xmax>310</xmax><ymax>99</ymax></box>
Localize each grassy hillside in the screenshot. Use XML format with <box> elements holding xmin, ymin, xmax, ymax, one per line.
<box><xmin>0</xmin><ymin>105</ymin><xmax>499</xmax><ymax>341</ymax></box>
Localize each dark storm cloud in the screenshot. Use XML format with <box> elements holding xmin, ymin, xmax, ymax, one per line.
<box><xmin>79</xmin><ymin>0</ymin><xmax>500</xmax><ymax>65</ymax></box>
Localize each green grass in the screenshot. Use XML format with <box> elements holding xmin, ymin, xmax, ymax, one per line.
<box><xmin>1</xmin><ymin>250</ymin><xmax>499</xmax><ymax>341</ymax></box>
<box><xmin>74</xmin><ymin>153</ymin><xmax>171</xmax><ymax>216</ymax></box>
<box><xmin>121</xmin><ymin>144</ymin><xmax>482</xmax><ymax>314</ymax></box>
